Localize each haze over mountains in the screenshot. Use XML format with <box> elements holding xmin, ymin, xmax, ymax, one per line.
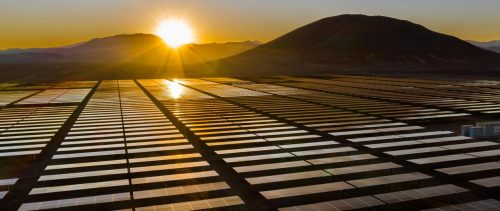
<box><xmin>1</xmin><ymin>14</ymin><xmax>500</xmax><ymax>81</ymax></box>
<box><xmin>468</xmin><ymin>40</ymin><xmax>500</xmax><ymax>48</ymax></box>
<box><xmin>468</xmin><ymin>40</ymin><xmax>500</xmax><ymax>53</ymax></box>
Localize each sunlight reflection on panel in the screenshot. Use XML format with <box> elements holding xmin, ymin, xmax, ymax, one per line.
<box><xmin>164</xmin><ymin>79</ymin><xmax>183</xmax><ymax>99</ymax></box>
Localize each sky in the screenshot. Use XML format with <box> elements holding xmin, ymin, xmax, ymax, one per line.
<box><xmin>1</xmin><ymin>0</ymin><xmax>499</xmax><ymax>49</ymax></box>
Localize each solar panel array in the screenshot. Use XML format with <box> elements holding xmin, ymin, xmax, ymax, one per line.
<box><xmin>1</xmin><ymin>76</ymin><xmax>500</xmax><ymax>210</ymax></box>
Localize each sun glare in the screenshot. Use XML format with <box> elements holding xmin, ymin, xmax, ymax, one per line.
<box><xmin>155</xmin><ymin>20</ymin><xmax>194</xmax><ymax>48</ymax></box>
<box><xmin>164</xmin><ymin>79</ymin><xmax>183</xmax><ymax>99</ymax></box>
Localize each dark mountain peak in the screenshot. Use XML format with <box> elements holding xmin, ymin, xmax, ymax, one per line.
<box><xmin>216</xmin><ymin>14</ymin><xmax>500</xmax><ymax>76</ymax></box>
<box><xmin>2</xmin><ymin>15</ymin><xmax>499</xmax><ymax>79</ymax></box>
<box><xmin>309</xmin><ymin>14</ymin><xmax>434</xmax><ymax>39</ymax></box>
<box><xmin>312</xmin><ymin>14</ymin><xmax>417</xmax><ymax>26</ymax></box>
<box><xmin>258</xmin><ymin>14</ymin><xmax>492</xmax><ymax>57</ymax></box>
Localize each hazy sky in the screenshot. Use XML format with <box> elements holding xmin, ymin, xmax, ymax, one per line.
<box><xmin>1</xmin><ymin>0</ymin><xmax>499</xmax><ymax>49</ymax></box>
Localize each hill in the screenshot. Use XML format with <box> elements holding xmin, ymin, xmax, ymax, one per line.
<box><xmin>0</xmin><ymin>34</ymin><xmax>260</xmax><ymax>64</ymax></box>
<box><xmin>190</xmin><ymin>14</ymin><xmax>500</xmax><ymax>76</ymax></box>
<box><xmin>0</xmin><ymin>34</ymin><xmax>260</xmax><ymax>81</ymax></box>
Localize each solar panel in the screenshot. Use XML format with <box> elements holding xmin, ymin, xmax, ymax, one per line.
<box><xmin>3</xmin><ymin>77</ymin><xmax>500</xmax><ymax>210</ymax></box>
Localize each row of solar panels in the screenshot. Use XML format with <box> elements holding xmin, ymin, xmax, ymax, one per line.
<box><xmin>1</xmin><ymin>77</ymin><xmax>500</xmax><ymax>210</ymax></box>
<box><xmin>177</xmin><ymin>78</ymin><xmax>500</xmax><ymax>210</ymax></box>
<box><xmin>279</xmin><ymin>76</ymin><xmax>500</xmax><ymax>114</ymax></box>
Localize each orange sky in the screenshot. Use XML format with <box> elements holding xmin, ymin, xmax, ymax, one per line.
<box><xmin>1</xmin><ymin>0</ymin><xmax>499</xmax><ymax>49</ymax></box>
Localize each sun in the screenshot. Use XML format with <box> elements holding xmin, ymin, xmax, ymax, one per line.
<box><xmin>155</xmin><ymin>20</ymin><xmax>195</xmax><ymax>48</ymax></box>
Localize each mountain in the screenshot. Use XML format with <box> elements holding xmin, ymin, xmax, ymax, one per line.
<box><xmin>468</xmin><ymin>40</ymin><xmax>500</xmax><ymax>48</ymax></box>
<box><xmin>0</xmin><ymin>34</ymin><xmax>260</xmax><ymax>81</ymax></box>
<box><xmin>0</xmin><ymin>34</ymin><xmax>261</xmax><ymax>64</ymax></box>
<box><xmin>468</xmin><ymin>40</ymin><xmax>500</xmax><ymax>54</ymax></box>
<box><xmin>2</xmin><ymin>15</ymin><xmax>499</xmax><ymax>80</ymax></box>
<box><xmin>488</xmin><ymin>46</ymin><xmax>500</xmax><ymax>54</ymax></box>
<box><xmin>192</xmin><ymin>14</ymin><xmax>500</xmax><ymax>76</ymax></box>
<box><xmin>0</xmin><ymin>42</ymin><xmax>84</xmax><ymax>55</ymax></box>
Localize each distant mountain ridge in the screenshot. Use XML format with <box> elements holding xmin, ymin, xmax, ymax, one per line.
<box><xmin>0</xmin><ymin>42</ymin><xmax>85</xmax><ymax>55</ymax></box>
<box><xmin>0</xmin><ymin>34</ymin><xmax>261</xmax><ymax>81</ymax></box>
<box><xmin>193</xmin><ymin>14</ymin><xmax>500</xmax><ymax>76</ymax></box>
<box><xmin>0</xmin><ymin>34</ymin><xmax>261</xmax><ymax>64</ymax></box>
<box><xmin>468</xmin><ymin>40</ymin><xmax>500</xmax><ymax>48</ymax></box>
<box><xmin>468</xmin><ymin>40</ymin><xmax>500</xmax><ymax>54</ymax></box>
